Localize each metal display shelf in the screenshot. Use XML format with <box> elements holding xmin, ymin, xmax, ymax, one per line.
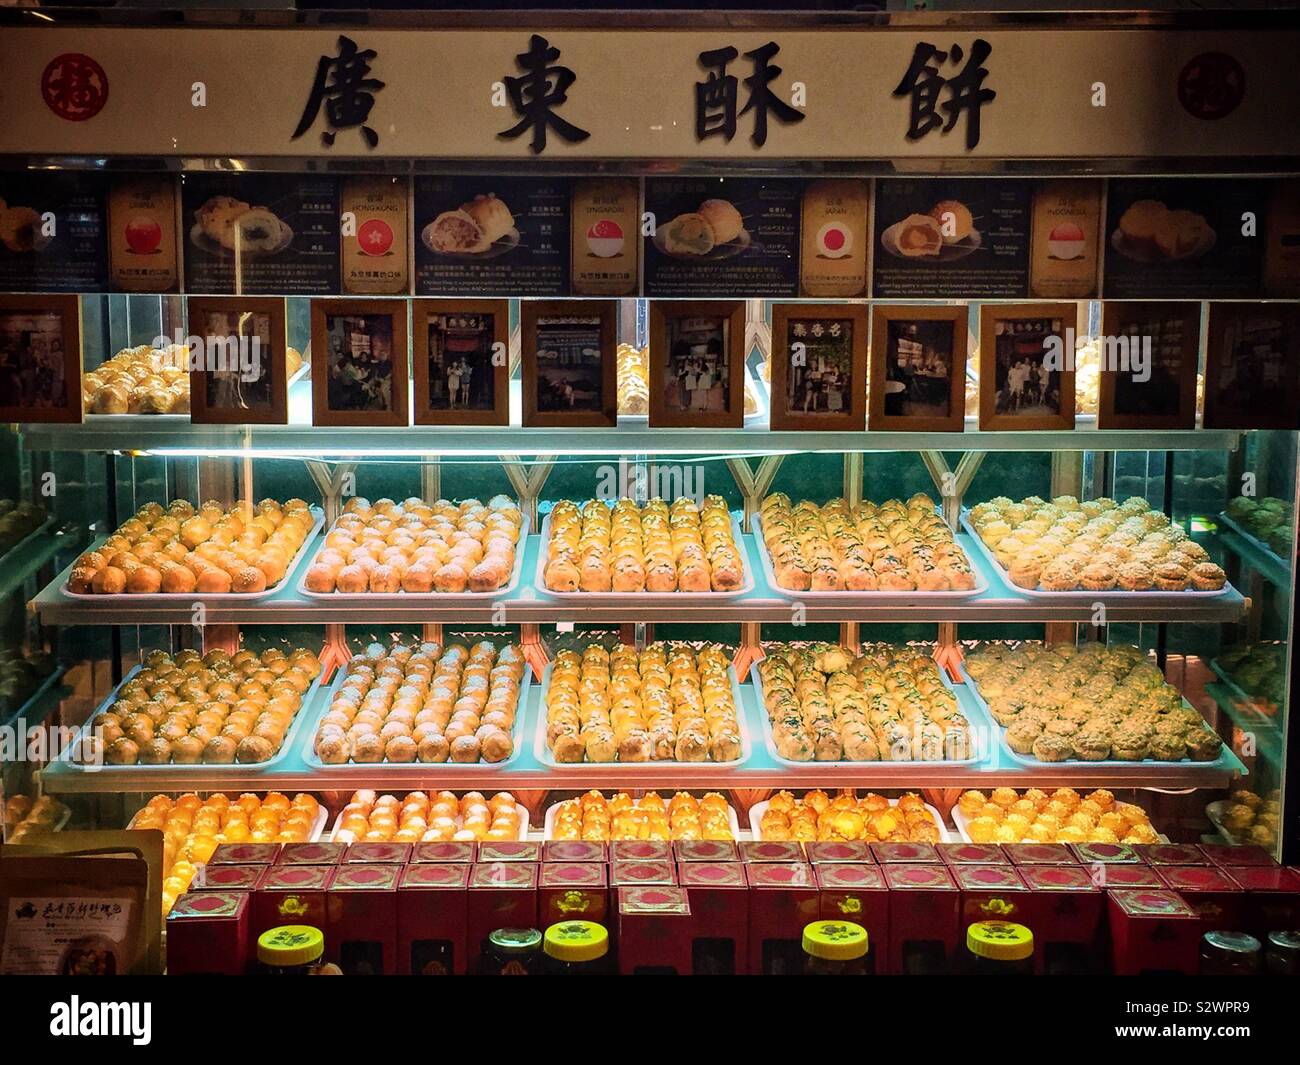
<box><xmin>18</xmin><ymin>378</ymin><xmax>1244</xmax><ymax>456</ymax></box>
<box><xmin>0</xmin><ymin>519</ymin><xmax>75</xmax><ymax>601</ymax></box>
<box><xmin>31</xmin><ymin>529</ymin><xmax>1249</xmax><ymax>626</ymax></box>
<box><xmin>1206</xmin><ymin>680</ymin><xmax>1284</xmax><ymax>764</ymax></box>
<box><xmin>1218</xmin><ymin>529</ymin><xmax>1292</xmax><ymax>592</ymax></box>
<box><xmin>38</xmin><ymin>666</ymin><xmax>1244</xmax><ymax>795</ymax></box>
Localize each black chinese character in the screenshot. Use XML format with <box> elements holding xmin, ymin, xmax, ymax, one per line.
<box><xmin>893</xmin><ymin>39</ymin><xmax>995</xmax><ymax>151</ymax></box>
<box><xmin>294</xmin><ymin>35</ymin><xmax>385</xmax><ymax>149</ymax></box>
<box><xmin>498</xmin><ymin>34</ymin><xmax>590</xmax><ymax>154</ymax></box>
<box><xmin>696</xmin><ymin>41</ymin><xmax>804</xmax><ymax>148</ymax></box>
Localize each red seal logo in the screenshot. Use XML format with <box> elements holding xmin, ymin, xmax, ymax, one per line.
<box><xmin>1177</xmin><ymin>52</ymin><xmax>1245</xmax><ymax>120</ymax></box>
<box><xmin>42</xmin><ymin>53</ymin><xmax>109</xmax><ymax>122</ymax></box>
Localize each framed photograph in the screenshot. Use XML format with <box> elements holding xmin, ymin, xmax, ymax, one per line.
<box><xmin>978</xmin><ymin>303</ymin><xmax>1078</xmax><ymax>431</ymax></box>
<box><xmin>310</xmin><ymin>299</ymin><xmax>409</xmax><ymax>427</ymax></box>
<box><xmin>1203</xmin><ymin>302</ymin><xmax>1300</xmax><ymax>430</ymax></box>
<box><xmin>868</xmin><ymin>304</ymin><xmax>966</xmax><ymax>432</ymax></box>
<box><xmin>648</xmin><ymin>301</ymin><xmax>747</xmax><ymax>429</ymax></box>
<box><xmin>1097</xmin><ymin>301</ymin><xmax>1200</xmax><ymax>430</ymax></box>
<box><xmin>521</xmin><ymin>299</ymin><xmax>617</xmax><ymax>428</ymax></box>
<box><xmin>0</xmin><ymin>294</ymin><xmax>82</xmax><ymax>423</ymax></box>
<box><xmin>766</xmin><ymin>303</ymin><xmax>868</xmax><ymax>432</ymax></box>
<box><xmin>186</xmin><ymin>297</ymin><xmax>287</xmax><ymax>425</ymax></box>
<box><xmin>412</xmin><ymin>299</ymin><xmax>509</xmax><ymax>426</ymax></box>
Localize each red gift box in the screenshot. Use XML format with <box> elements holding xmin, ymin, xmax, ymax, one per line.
<box><xmin>1157</xmin><ymin>865</ymin><xmax>1244</xmax><ymax>932</ymax></box>
<box><xmin>939</xmin><ymin>843</ymin><xmax>1009</xmax><ymax>867</ymax></box>
<box><xmin>871</xmin><ymin>841</ymin><xmax>941</xmax><ymax>865</ymax></box>
<box><xmin>674</xmin><ymin>839</ymin><xmax>740</xmax><ymax>863</ymax></box>
<box><xmin>610</xmin><ymin>840</ymin><xmax>672</xmax><ymax>862</ymax></box>
<box><xmin>617</xmin><ymin>886</ymin><xmax>692</xmax><ymax>975</ymax></box>
<box><xmin>1224</xmin><ymin>866</ymin><xmax>1300</xmax><ymax>940</ymax></box>
<box><xmin>805</xmin><ymin>841</ymin><xmax>874</xmax><ymax>865</ymax></box>
<box><xmin>739</xmin><ymin>840</ymin><xmax>804</xmax><ymax>864</ymax></box>
<box><xmin>277</xmin><ymin>842</ymin><xmax>344</xmax><ymax>866</ymax></box>
<box><xmin>609</xmin><ymin>860</ymin><xmax>677</xmax><ymax>887</ymax></box>
<box><xmin>745</xmin><ymin>863</ymin><xmax>819</xmax><ymax>975</ymax></box>
<box><xmin>539</xmin><ymin>862</ymin><xmax>609</xmax><ymax>926</ymax></box>
<box><xmin>541</xmin><ymin>840</ymin><xmax>607</xmax><ymax>864</ymax></box>
<box><xmin>676</xmin><ymin>862</ymin><xmax>748</xmax><ymax>975</ymax></box>
<box><xmin>166</xmin><ymin>891</ymin><xmax>249</xmax><ymax>975</ymax></box>
<box><xmin>1004</xmin><ymin>843</ymin><xmax>1078</xmax><ymax>867</ymax></box>
<box><xmin>1136</xmin><ymin>843</ymin><xmax>1210</xmax><ymax>867</ymax></box>
<box><xmin>397</xmin><ymin>863</ymin><xmax>470</xmax><ymax>975</ymax></box>
<box><xmin>953</xmin><ymin>864</ymin><xmax>1029</xmax><ymax>926</ymax></box>
<box><xmin>208</xmin><ymin>842</ymin><xmax>280</xmax><ymax>867</ymax></box>
<box><xmin>814</xmin><ymin>864</ymin><xmax>888</xmax><ymax>974</ymax></box>
<box><xmin>252</xmin><ymin>864</ymin><xmax>334</xmax><ymax>942</ymax></box>
<box><xmin>467</xmin><ymin>862</ymin><xmax>538</xmax><ymax>973</ymax></box>
<box><xmin>411</xmin><ymin>841</ymin><xmax>476</xmax><ymax>864</ymax></box>
<box><xmin>1200</xmin><ymin>844</ymin><xmax>1276</xmax><ymax>868</ymax></box>
<box><xmin>343</xmin><ymin>842</ymin><xmax>411</xmax><ymax>865</ymax></box>
<box><xmin>1017</xmin><ymin>864</ymin><xmax>1103</xmax><ymax>973</ymax></box>
<box><xmin>882</xmin><ymin>864</ymin><xmax>959</xmax><ymax>975</ymax></box>
<box><xmin>477</xmin><ymin>840</ymin><xmax>542</xmax><ymax>864</ymax></box>
<box><xmin>1106</xmin><ymin>889</ymin><xmax>1201</xmax><ymax>975</ymax></box>
<box><xmin>327</xmin><ymin>864</ymin><xmax>400</xmax><ymax>974</ymax></box>
<box><xmin>1070</xmin><ymin>842</ymin><xmax>1141</xmax><ymax>873</ymax></box>
<box><xmin>197</xmin><ymin>864</ymin><xmax>263</xmax><ymax>891</ymax></box>
<box><xmin>1094</xmin><ymin>864</ymin><xmax>1164</xmax><ymax>890</ymax></box>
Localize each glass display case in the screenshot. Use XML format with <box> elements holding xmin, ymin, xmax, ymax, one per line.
<box><xmin>0</xmin><ymin>5</ymin><xmax>1297</xmax><ymax>979</ymax></box>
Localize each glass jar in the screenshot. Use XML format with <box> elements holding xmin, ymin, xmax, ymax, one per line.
<box><xmin>1199</xmin><ymin>931</ymin><xmax>1262</xmax><ymax>975</ymax></box>
<box><xmin>484</xmin><ymin>927</ymin><xmax>543</xmax><ymax>975</ymax></box>
<box><xmin>542</xmin><ymin>920</ymin><xmax>609</xmax><ymax>975</ymax></box>
<box><xmin>1265</xmin><ymin>931</ymin><xmax>1300</xmax><ymax>975</ymax></box>
<box><xmin>966</xmin><ymin>920</ymin><xmax>1034</xmax><ymax>974</ymax></box>
<box><xmin>257</xmin><ymin>925</ymin><xmax>325</xmax><ymax>975</ymax></box>
<box><xmin>802</xmin><ymin>920</ymin><xmax>870</xmax><ymax>975</ymax></box>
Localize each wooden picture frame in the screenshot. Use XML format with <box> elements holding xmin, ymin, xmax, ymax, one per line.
<box><xmin>186</xmin><ymin>296</ymin><xmax>288</xmax><ymax>425</ymax></box>
<box><xmin>648</xmin><ymin>301</ymin><xmax>747</xmax><ymax>429</ymax></box>
<box><xmin>868</xmin><ymin>304</ymin><xmax>966</xmax><ymax>432</ymax></box>
<box><xmin>978</xmin><ymin>302</ymin><xmax>1078</xmax><ymax>431</ymax></box>
<box><xmin>1097</xmin><ymin>301</ymin><xmax>1200</xmax><ymax>430</ymax></box>
<box><xmin>310</xmin><ymin>298</ymin><xmax>409</xmax><ymax>427</ymax></box>
<box><xmin>521</xmin><ymin>299</ymin><xmax>618</xmax><ymax>428</ymax></box>
<box><xmin>1203</xmin><ymin>301</ymin><xmax>1300</xmax><ymax>430</ymax></box>
<box><xmin>0</xmin><ymin>293</ymin><xmax>82</xmax><ymax>424</ymax></box>
<box><xmin>412</xmin><ymin>298</ymin><xmax>510</xmax><ymax>426</ymax></box>
<box><xmin>769</xmin><ymin>302</ymin><xmax>868</xmax><ymax>432</ymax></box>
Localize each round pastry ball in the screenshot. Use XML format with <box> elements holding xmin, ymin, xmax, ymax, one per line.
<box><xmin>385</xmin><ymin>736</ymin><xmax>418</xmax><ymax>763</ymax></box>
<box><xmin>105</xmin><ymin>737</ymin><xmax>140</xmax><ymax>765</ymax></box>
<box><xmin>201</xmin><ymin>735</ymin><xmax>238</xmax><ymax>764</ymax></box>
<box><xmin>449</xmin><ymin>735</ymin><xmax>481</xmax><ymax>763</ymax></box>
<box><xmin>417</xmin><ymin>734</ymin><xmax>450</xmax><ymax>763</ymax></box>
<box><xmin>235</xmin><ymin>735</ymin><xmax>275</xmax><ymax>764</ymax></box>
<box><xmin>352</xmin><ymin>733</ymin><xmax>385</xmax><ymax>763</ymax></box>
<box><xmin>138</xmin><ymin>737</ymin><xmax>174</xmax><ymax>765</ymax></box>
<box><xmin>171</xmin><ymin>735</ymin><xmax>204</xmax><ymax>764</ymax></box>
<box><xmin>92</xmin><ymin>566</ymin><xmax>128</xmax><ymax>594</ymax></box>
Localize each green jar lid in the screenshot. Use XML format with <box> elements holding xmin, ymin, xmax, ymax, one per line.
<box><xmin>257</xmin><ymin>925</ymin><xmax>324</xmax><ymax>967</ymax></box>
<box><xmin>489</xmin><ymin>927</ymin><xmax>542</xmax><ymax>954</ymax></box>
<box><xmin>543</xmin><ymin>920</ymin><xmax>608</xmax><ymax>963</ymax></box>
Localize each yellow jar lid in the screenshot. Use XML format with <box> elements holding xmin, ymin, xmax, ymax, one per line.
<box><xmin>543</xmin><ymin>920</ymin><xmax>609</xmax><ymax>963</ymax></box>
<box><xmin>803</xmin><ymin>920</ymin><xmax>869</xmax><ymax>961</ymax></box>
<box><xmin>257</xmin><ymin>925</ymin><xmax>324</xmax><ymax>967</ymax></box>
<box><xmin>967</xmin><ymin>920</ymin><xmax>1034</xmax><ymax>961</ymax></box>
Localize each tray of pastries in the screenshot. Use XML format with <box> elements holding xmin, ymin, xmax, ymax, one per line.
<box><xmin>959</xmin><ymin>641</ymin><xmax>1238</xmax><ymax>768</ymax></box>
<box><xmin>751</xmin><ymin>790</ymin><xmax>948</xmax><ymax>843</ymax></box>
<box><xmin>962</xmin><ymin>494</ymin><xmax>1231</xmax><ymax>597</ymax></box>
<box><xmin>753</xmin><ymin>493</ymin><xmax>983</xmax><ymax>598</ymax></box>
<box><xmin>952</xmin><ymin>787</ymin><xmax>1163</xmax><ymax>845</ymax></box>
<box><xmin>309</xmin><ymin>639</ymin><xmax>528</xmax><ymax>768</ymax></box>
<box><xmin>329</xmin><ymin>789</ymin><xmax>528</xmax><ymax>844</ymax></box>
<box><xmin>300</xmin><ymin>495</ymin><xmax>525</xmax><ymax>599</ymax></box>
<box><xmin>545</xmin><ymin>790</ymin><xmax>739</xmax><ymax>840</ymax></box>
<box><xmin>536</xmin><ymin>642</ymin><xmax>749</xmax><ymax>769</ymax></box>
<box><xmin>753</xmin><ymin>643</ymin><xmax>986</xmax><ymax>766</ymax></box>
<box><xmin>538</xmin><ymin>495</ymin><xmax>751</xmax><ymax>599</ymax></box>
<box><xmin>63</xmin><ymin>498</ymin><xmax>322</xmax><ymax>601</ymax></box>
<box><xmin>58</xmin><ymin>646</ymin><xmax>324</xmax><ymax>771</ymax></box>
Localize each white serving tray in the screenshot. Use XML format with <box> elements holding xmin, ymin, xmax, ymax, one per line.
<box><xmin>748</xmin><ymin>797</ymin><xmax>951</xmax><ymax>843</ymax></box>
<box><xmin>751</xmin><ymin>511</ymin><xmax>987</xmax><ymax>601</ymax></box>
<box><xmin>297</xmin><ymin>513</ymin><xmax>529</xmax><ymax>602</ymax></box>
<box><xmin>542</xmin><ymin>797</ymin><xmax>741</xmax><ymax>840</ymax></box>
<box><xmin>63</xmin><ymin>507</ymin><xmax>324</xmax><ymax>603</ymax></box>
<box><xmin>533</xmin><ymin>660</ymin><xmax>751</xmax><ymax>772</ymax></box>
<box><xmin>535</xmin><ymin>509</ymin><xmax>754</xmax><ymax>601</ymax></box>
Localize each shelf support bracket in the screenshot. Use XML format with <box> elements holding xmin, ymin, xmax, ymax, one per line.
<box><xmin>728</xmin><ymin>454</ymin><xmax>784</xmax><ymax>533</ymax></box>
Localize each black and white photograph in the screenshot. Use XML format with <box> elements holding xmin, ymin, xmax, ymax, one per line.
<box><xmin>413</xmin><ymin>299</ymin><xmax>509</xmax><ymax>425</ymax></box>
<box><xmin>310</xmin><ymin>299</ymin><xmax>409</xmax><ymax>427</ymax></box>
<box><xmin>1098</xmin><ymin>301</ymin><xmax>1199</xmax><ymax>429</ymax></box>
<box><xmin>522</xmin><ymin>300</ymin><xmax>616</xmax><ymax>427</ymax></box>
<box><xmin>773</xmin><ymin>303</ymin><xmax>867</xmax><ymax>432</ymax></box>
<box><xmin>648</xmin><ymin>301</ymin><xmax>746</xmax><ymax>428</ymax></box>
<box><xmin>869</xmin><ymin>304</ymin><xmax>964</xmax><ymax>431</ymax></box>
<box><xmin>0</xmin><ymin>294</ymin><xmax>82</xmax><ymax>423</ymax></box>
<box><xmin>978</xmin><ymin>303</ymin><xmax>1076</xmax><ymax>430</ymax></box>
<box><xmin>1203</xmin><ymin>302</ymin><xmax>1300</xmax><ymax>430</ymax></box>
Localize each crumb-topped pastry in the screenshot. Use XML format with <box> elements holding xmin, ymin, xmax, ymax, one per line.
<box><xmin>1190</xmin><ymin>561</ymin><xmax>1227</xmax><ymax>590</ymax></box>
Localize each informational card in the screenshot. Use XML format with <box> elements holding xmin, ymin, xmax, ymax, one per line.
<box><xmin>1103</xmin><ymin>178</ymin><xmax>1268</xmax><ymax>299</ymax></box>
<box><xmin>0</xmin><ymin>171</ymin><xmax>108</xmax><ymax>293</ymax></box>
<box><xmin>644</xmin><ymin>177</ymin><xmax>800</xmax><ymax>298</ymax></box>
<box><xmin>108</xmin><ymin>175</ymin><xmax>180</xmax><ymax>294</ymax></box>
<box><xmin>570</xmin><ymin>178</ymin><xmax>640</xmax><ymax>296</ymax></box>
<box><xmin>414</xmin><ymin>176</ymin><xmax>571</xmax><ymax>296</ymax></box>
<box><xmin>872</xmin><ymin>178</ymin><xmax>1030</xmax><ymax>298</ymax></box>
<box><xmin>340</xmin><ymin>176</ymin><xmax>409</xmax><ymax>295</ymax></box>
<box><xmin>182</xmin><ymin>173</ymin><xmax>340</xmax><ymax>295</ymax></box>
